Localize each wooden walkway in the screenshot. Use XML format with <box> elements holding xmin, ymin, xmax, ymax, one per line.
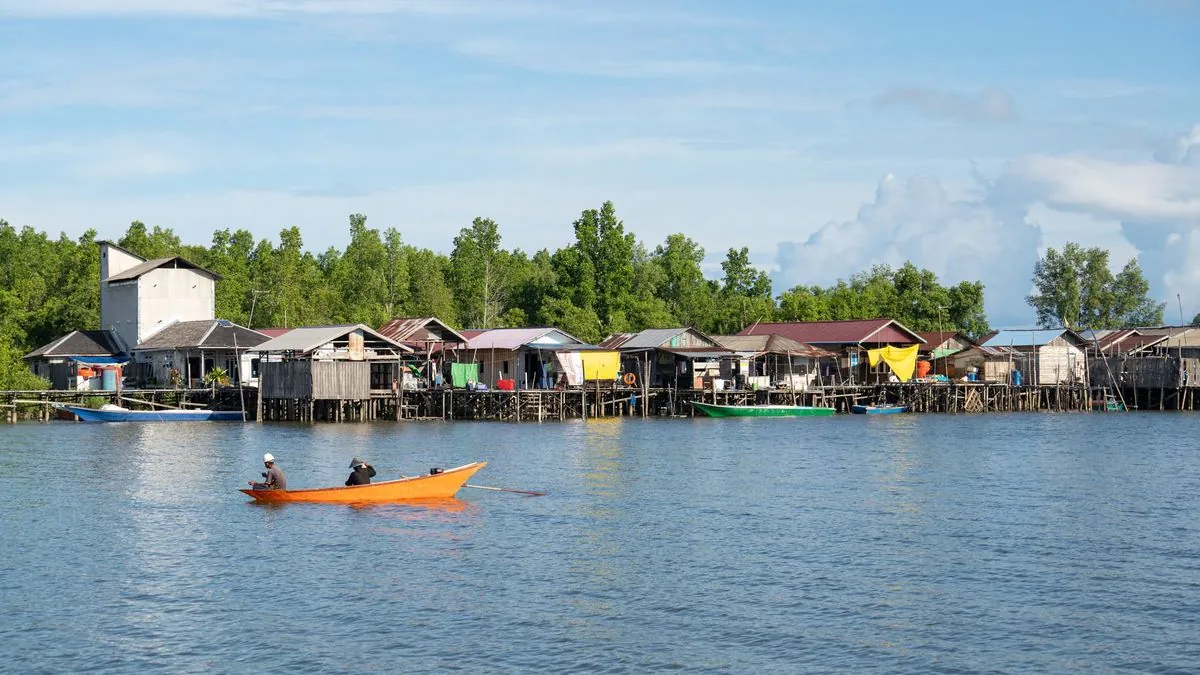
<box><xmin>9</xmin><ymin>381</ymin><xmax>1197</xmax><ymax>423</ymax></box>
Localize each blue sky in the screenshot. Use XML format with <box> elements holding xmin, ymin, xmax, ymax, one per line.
<box><xmin>1</xmin><ymin>0</ymin><xmax>1198</xmax><ymax>325</ymax></box>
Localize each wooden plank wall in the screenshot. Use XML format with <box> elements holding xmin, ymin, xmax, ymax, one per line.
<box><xmin>311</xmin><ymin>360</ymin><xmax>370</xmax><ymax>399</ymax></box>
<box><xmin>1089</xmin><ymin>355</ymin><xmax>1200</xmax><ymax>389</ymax></box>
<box><xmin>261</xmin><ymin>361</ymin><xmax>313</xmax><ymax>399</ymax></box>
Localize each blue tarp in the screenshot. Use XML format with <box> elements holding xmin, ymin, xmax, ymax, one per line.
<box><xmin>71</xmin><ymin>356</ymin><xmax>128</xmax><ymax>365</ymax></box>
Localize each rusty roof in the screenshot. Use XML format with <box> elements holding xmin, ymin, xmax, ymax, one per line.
<box><xmin>377</xmin><ymin>317</ymin><xmax>467</xmax><ymax>344</ymax></box>
<box><xmin>712</xmin><ymin>334</ymin><xmax>834</xmax><ymax>358</ymax></box>
<box><xmin>738</xmin><ymin>319</ymin><xmax>924</xmax><ymax>345</ymax></box>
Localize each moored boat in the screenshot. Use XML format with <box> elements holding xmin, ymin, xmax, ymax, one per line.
<box><xmin>692</xmin><ymin>402</ymin><xmax>835</xmax><ymax>418</ymax></box>
<box><xmin>1090</xmin><ymin>395</ymin><xmax>1126</xmax><ymax>412</ymax></box>
<box><xmin>239</xmin><ymin>462</ymin><xmax>487</xmax><ymax>504</ymax></box>
<box><xmin>850</xmin><ymin>404</ymin><xmax>908</xmax><ymax>415</ymax></box>
<box><xmin>61</xmin><ymin>404</ymin><xmax>245</xmax><ymax>422</ymax></box>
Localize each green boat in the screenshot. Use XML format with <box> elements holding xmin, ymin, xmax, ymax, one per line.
<box><xmin>692</xmin><ymin>402</ymin><xmax>836</xmax><ymax>418</ymax></box>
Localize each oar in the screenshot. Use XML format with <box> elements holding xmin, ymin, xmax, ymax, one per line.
<box><xmin>393</xmin><ymin>472</ymin><xmax>547</xmax><ymax>497</ymax></box>
<box><xmin>463</xmin><ymin>483</ymin><xmax>547</xmax><ymax>497</ymax></box>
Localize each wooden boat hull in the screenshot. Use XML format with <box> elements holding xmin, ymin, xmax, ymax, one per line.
<box><xmin>850</xmin><ymin>405</ymin><xmax>908</xmax><ymax>415</ymax></box>
<box><xmin>692</xmin><ymin>402</ymin><xmax>835</xmax><ymax>418</ymax></box>
<box><xmin>63</xmin><ymin>405</ymin><xmax>245</xmax><ymax>422</ymax></box>
<box><xmin>239</xmin><ymin>462</ymin><xmax>486</xmax><ymax>504</ymax></box>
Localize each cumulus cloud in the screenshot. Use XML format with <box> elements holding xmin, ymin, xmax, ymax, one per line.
<box><xmin>773</xmin><ymin>173</ymin><xmax>1041</xmax><ymax>326</ymax></box>
<box><xmin>995</xmin><ymin>124</ymin><xmax>1200</xmax><ymax>312</ymax></box>
<box><xmin>873</xmin><ymin>86</ymin><xmax>1017</xmax><ymax>123</ymax></box>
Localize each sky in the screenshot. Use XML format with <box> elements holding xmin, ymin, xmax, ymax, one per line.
<box><xmin>1</xmin><ymin>0</ymin><xmax>1198</xmax><ymax>326</ymax></box>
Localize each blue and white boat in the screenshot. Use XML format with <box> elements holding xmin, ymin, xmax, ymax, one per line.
<box><xmin>850</xmin><ymin>404</ymin><xmax>909</xmax><ymax>415</ymax></box>
<box><xmin>61</xmin><ymin>404</ymin><xmax>245</xmax><ymax>422</ymax></box>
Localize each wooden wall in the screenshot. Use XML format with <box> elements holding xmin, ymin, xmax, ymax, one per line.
<box><xmin>261</xmin><ymin>361</ymin><xmax>312</xmax><ymax>399</ymax></box>
<box><xmin>1035</xmin><ymin>343</ymin><xmax>1086</xmax><ymax>385</ymax></box>
<box><xmin>261</xmin><ymin>360</ymin><xmax>371</xmax><ymax>400</ymax></box>
<box><xmin>1089</xmin><ymin>355</ymin><xmax>1200</xmax><ymax>389</ymax></box>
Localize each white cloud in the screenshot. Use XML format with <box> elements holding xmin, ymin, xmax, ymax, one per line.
<box><xmin>772</xmin><ymin>173</ymin><xmax>1042</xmax><ymax>326</ymax></box>
<box><xmin>874</xmin><ymin>87</ymin><xmax>1017</xmax><ymax>123</ymax></box>
<box><xmin>995</xmin><ymin>154</ymin><xmax>1200</xmax><ymax>222</ymax></box>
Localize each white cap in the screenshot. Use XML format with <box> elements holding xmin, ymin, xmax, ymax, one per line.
<box><xmin>263</xmin><ymin>453</ymin><xmax>275</xmax><ymax>463</ymax></box>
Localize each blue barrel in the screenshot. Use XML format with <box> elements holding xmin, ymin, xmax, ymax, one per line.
<box><xmin>1012</xmin><ymin>370</ymin><xmax>1023</xmax><ymax>387</ymax></box>
<box><xmin>101</xmin><ymin>367</ymin><xmax>117</xmax><ymax>390</ymax></box>
<box><xmin>967</xmin><ymin>372</ymin><xmax>977</xmax><ymax>382</ymax></box>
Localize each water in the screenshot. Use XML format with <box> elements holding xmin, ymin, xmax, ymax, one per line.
<box><xmin>2</xmin><ymin>414</ymin><xmax>1199</xmax><ymax>673</ymax></box>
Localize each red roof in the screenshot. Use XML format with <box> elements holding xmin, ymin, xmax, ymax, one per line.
<box><xmin>257</xmin><ymin>328</ymin><xmax>293</xmax><ymax>339</ymax></box>
<box><xmin>915</xmin><ymin>331</ymin><xmax>973</xmax><ymax>348</ymax></box>
<box><xmin>738</xmin><ymin>319</ymin><xmax>924</xmax><ymax>345</ymax></box>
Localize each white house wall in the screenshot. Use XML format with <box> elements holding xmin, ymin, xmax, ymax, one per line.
<box><xmin>102</xmin><ymin>281</ymin><xmax>139</xmax><ymax>352</ymax></box>
<box><xmin>100</xmin><ymin>243</ymin><xmax>143</xmax><ymax>280</ymax></box>
<box><xmin>137</xmin><ymin>268</ymin><xmax>215</xmax><ymax>344</ymax></box>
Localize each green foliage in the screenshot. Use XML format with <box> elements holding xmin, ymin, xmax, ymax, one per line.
<box><xmin>0</xmin><ymin>336</ymin><xmax>49</xmax><ymax>390</ymax></box>
<box><xmin>777</xmin><ymin>263</ymin><xmax>990</xmax><ymax>338</ymax></box>
<box><xmin>0</xmin><ymin>207</ymin><xmax>1012</xmax><ymax>377</ymax></box>
<box><xmin>203</xmin><ymin>366</ymin><xmax>232</xmax><ymax>389</ymax></box>
<box><xmin>1027</xmin><ymin>243</ymin><xmax>1163</xmax><ymax>329</ymax></box>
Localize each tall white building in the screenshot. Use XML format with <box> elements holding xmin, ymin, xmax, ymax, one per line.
<box><xmin>99</xmin><ymin>241</ymin><xmax>219</xmax><ymax>353</ymax></box>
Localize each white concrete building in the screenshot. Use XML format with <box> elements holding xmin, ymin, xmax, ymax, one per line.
<box><xmin>98</xmin><ymin>241</ymin><xmax>219</xmax><ymax>353</ymax></box>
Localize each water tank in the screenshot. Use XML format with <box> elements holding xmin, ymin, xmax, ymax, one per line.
<box><xmin>100</xmin><ymin>367</ymin><xmax>118</xmax><ymax>391</ymax></box>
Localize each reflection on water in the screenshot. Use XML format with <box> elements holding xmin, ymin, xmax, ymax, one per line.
<box><xmin>2</xmin><ymin>414</ymin><xmax>1200</xmax><ymax>672</ymax></box>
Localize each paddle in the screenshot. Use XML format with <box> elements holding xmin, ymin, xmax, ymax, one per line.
<box><xmin>393</xmin><ymin>471</ymin><xmax>547</xmax><ymax>497</ymax></box>
<box><xmin>463</xmin><ymin>483</ymin><xmax>547</xmax><ymax>497</ymax></box>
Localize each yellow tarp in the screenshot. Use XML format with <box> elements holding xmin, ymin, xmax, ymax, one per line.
<box><xmin>580</xmin><ymin>351</ymin><xmax>620</xmax><ymax>381</ymax></box>
<box><xmin>867</xmin><ymin>345</ymin><xmax>920</xmax><ymax>382</ymax></box>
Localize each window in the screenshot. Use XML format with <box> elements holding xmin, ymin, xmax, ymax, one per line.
<box><xmin>502</xmin><ymin>360</ymin><xmax>509</xmax><ymax>374</ymax></box>
<box><xmin>251</xmin><ymin>358</ymin><xmax>260</xmax><ymax>378</ymax></box>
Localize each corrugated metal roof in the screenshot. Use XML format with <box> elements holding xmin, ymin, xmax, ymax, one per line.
<box><xmin>712</xmin><ymin>334</ymin><xmax>834</xmax><ymax>358</ymax></box>
<box><xmin>599</xmin><ymin>327</ymin><xmax>718</xmax><ymax>350</ymax></box>
<box><xmin>738</xmin><ymin>319</ymin><xmax>924</xmax><ymax>345</ymax></box>
<box><xmin>377</xmin><ymin>317</ymin><xmax>467</xmax><ymax>344</ymax></box>
<box><xmin>660</xmin><ymin>348</ymin><xmax>735</xmax><ymax>358</ymax></box>
<box><xmin>251</xmin><ymin>324</ymin><xmax>412</xmax><ymax>353</ymax></box>
<box><xmin>599</xmin><ymin>332</ymin><xmax>636</xmax><ymax>349</ymax></box>
<box><xmin>978</xmin><ymin>329</ymin><xmax>1086</xmax><ymax>348</ymax></box>
<box><xmin>24</xmin><ymin>330</ymin><xmax>124</xmax><ymax>359</ymax></box>
<box><xmin>106</xmin><ymin>256</ymin><xmax>222</xmax><ymax>282</ymax></box>
<box><xmin>464</xmin><ymin>327</ymin><xmax>584</xmax><ymax>350</ymax></box>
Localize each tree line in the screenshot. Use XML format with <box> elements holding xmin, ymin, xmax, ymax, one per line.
<box><xmin>0</xmin><ymin>202</ymin><xmax>1167</xmax><ymax>389</ymax></box>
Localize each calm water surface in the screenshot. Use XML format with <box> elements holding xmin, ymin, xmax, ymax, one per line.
<box><xmin>2</xmin><ymin>414</ymin><xmax>1199</xmax><ymax>673</ymax></box>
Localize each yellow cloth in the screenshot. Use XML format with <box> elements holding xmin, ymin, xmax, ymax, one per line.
<box><xmin>580</xmin><ymin>351</ymin><xmax>620</xmax><ymax>380</ymax></box>
<box><xmin>867</xmin><ymin>345</ymin><xmax>919</xmax><ymax>382</ymax></box>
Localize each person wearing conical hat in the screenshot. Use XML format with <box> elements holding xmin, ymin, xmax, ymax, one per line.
<box><xmin>248</xmin><ymin>453</ymin><xmax>287</xmax><ymax>490</ymax></box>
<box><xmin>345</xmin><ymin>456</ymin><xmax>377</xmax><ymax>486</ymax></box>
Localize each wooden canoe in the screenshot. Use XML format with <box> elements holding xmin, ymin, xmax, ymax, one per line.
<box><xmin>239</xmin><ymin>462</ymin><xmax>486</xmax><ymax>504</ymax></box>
<box><xmin>692</xmin><ymin>402</ymin><xmax>835</xmax><ymax>418</ymax></box>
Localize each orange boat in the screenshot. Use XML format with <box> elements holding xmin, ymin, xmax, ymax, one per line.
<box><xmin>239</xmin><ymin>462</ymin><xmax>486</xmax><ymax>504</ymax></box>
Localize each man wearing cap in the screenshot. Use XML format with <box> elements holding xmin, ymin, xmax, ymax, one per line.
<box><xmin>345</xmin><ymin>457</ymin><xmax>377</xmax><ymax>486</ymax></box>
<box><xmin>249</xmin><ymin>453</ymin><xmax>287</xmax><ymax>490</ymax></box>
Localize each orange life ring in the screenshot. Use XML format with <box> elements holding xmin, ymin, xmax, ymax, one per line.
<box><xmin>622</xmin><ymin>372</ymin><xmax>637</xmax><ymax>386</ymax></box>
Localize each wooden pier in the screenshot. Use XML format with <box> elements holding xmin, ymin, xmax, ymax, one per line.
<box><xmin>9</xmin><ymin>381</ymin><xmax>1200</xmax><ymax>423</ymax></box>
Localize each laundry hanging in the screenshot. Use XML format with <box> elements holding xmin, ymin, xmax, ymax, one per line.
<box><xmin>867</xmin><ymin>345</ymin><xmax>920</xmax><ymax>382</ymax></box>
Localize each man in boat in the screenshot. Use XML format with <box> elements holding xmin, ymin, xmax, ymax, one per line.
<box><xmin>346</xmin><ymin>457</ymin><xmax>377</xmax><ymax>486</ymax></box>
<box><xmin>248</xmin><ymin>453</ymin><xmax>287</xmax><ymax>490</ymax></box>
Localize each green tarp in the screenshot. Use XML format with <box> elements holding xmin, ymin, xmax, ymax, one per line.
<box><xmin>450</xmin><ymin>362</ymin><xmax>479</xmax><ymax>388</ymax></box>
